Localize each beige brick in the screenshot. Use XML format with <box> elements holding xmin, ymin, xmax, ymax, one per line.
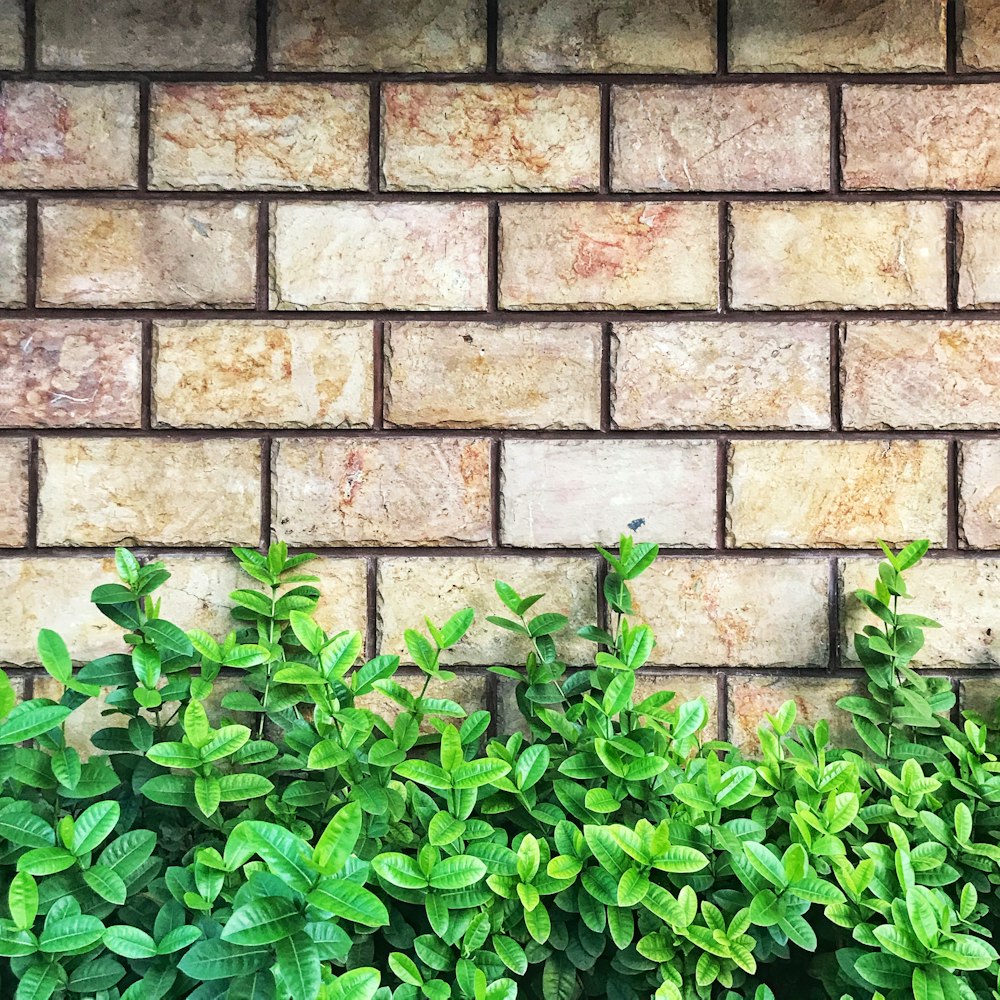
<box><xmin>382</xmin><ymin>83</ymin><xmax>599</xmax><ymax>193</ymax></box>
<box><xmin>273</xmin><ymin>438</ymin><xmax>492</xmax><ymax>547</ymax></box>
<box><xmin>841</xmin><ymin>557</ymin><xmax>1000</xmax><ymax>668</ymax></box>
<box><xmin>38</xmin><ymin>200</ymin><xmax>257</xmax><ymax>309</ymax></box>
<box><xmin>729</xmin><ymin>0</ymin><xmax>946</xmax><ymax>72</ymax></box>
<box><xmin>153</xmin><ymin>320</ymin><xmax>373</xmax><ymax>429</ymax></box>
<box><xmin>150</xmin><ymin>84</ymin><xmax>369</xmax><ymax>192</ymax></box>
<box><xmin>612</xmin><ymin>322</ymin><xmax>830</xmax><ymax>430</ymax></box>
<box><xmin>378</xmin><ymin>556</ymin><xmax>596</xmax><ymax>666</ymax></box>
<box><xmin>0</xmin><ymin>83</ymin><xmax>137</xmax><ymax>189</ymax></box>
<box><xmin>727</xmin><ymin>440</ymin><xmax>949</xmax><ymax>549</ymax></box>
<box><xmin>842</xmin><ymin>322</ymin><xmax>1000</xmax><ymax>430</ymax></box>
<box><xmin>728</xmin><ymin>676</ymin><xmax>863</xmax><ymax>755</ymax></box>
<box><xmin>960</xmin><ymin>0</ymin><xmax>1000</xmax><ymax>70</ymax></box>
<box><xmin>960</xmin><ymin>440</ymin><xmax>1000</xmax><ymax>548</ymax></box>
<box><xmin>501</xmin><ymin>439</ymin><xmax>717</xmax><ymax>548</ymax></box>
<box><xmin>632</xmin><ymin>673</ymin><xmax>721</xmax><ymax>740</ymax></box>
<box><xmin>959</xmin><ymin>678</ymin><xmax>1000</xmax><ymax>721</ymax></box>
<box><xmin>0</xmin><ymin>320</ymin><xmax>142</xmax><ymax>428</ymax></box>
<box><xmin>270</xmin><ymin>0</ymin><xmax>485</xmax><ymax>71</ymax></box>
<box><xmin>271</xmin><ymin>203</ymin><xmax>488</xmax><ymax>311</ymax></box>
<box><xmin>730</xmin><ymin>202</ymin><xmax>947</xmax><ymax>311</ymax></box>
<box><xmin>357</xmin><ymin>671</ymin><xmax>488</xmax><ymax>731</ymax></box>
<box><xmin>612</xmin><ymin>85</ymin><xmax>829</xmax><ymax>193</ymax></box>
<box><xmin>384</xmin><ymin>322</ymin><xmax>601</xmax><ymax>430</ymax></box>
<box><xmin>0</xmin><ymin>0</ymin><xmax>24</xmax><ymax>70</ymax></box>
<box><xmin>958</xmin><ymin>203</ymin><xmax>1000</xmax><ymax>309</ymax></box>
<box><xmin>37</xmin><ymin>438</ymin><xmax>261</xmax><ymax>547</ymax></box>
<box><xmin>37</xmin><ymin>0</ymin><xmax>254</xmax><ymax>70</ymax></box>
<box><xmin>499</xmin><ymin>202</ymin><xmax>718</xmax><ymax>310</ymax></box>
<box><xmin>499</xmin><ymin>0</ymin><xmax>716</xmax><ymax>73</ymax></box>
<box><xmin>0</xmin><ymin>201</ymin><xmax>27</xmax><ymax>308</ymax></box>
<box><xmin>0</xmin><ymin>440</ymin><xmax>29</xmax><ymax>547</ymax></box>
<box><xmin>631</xmin><ymin>559</ymin><xmax>829</xmax><ymax>668</ymax></box>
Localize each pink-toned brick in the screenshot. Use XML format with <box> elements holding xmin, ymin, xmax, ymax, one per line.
<box><xmin>0</xmin><ymin>200</ymin><xmax>27</xmax><ymax>308</ymax></box>
<box><xmin>960</xmin><ymin>0</ymin><xmax>1000</xmax><ymax>70</ymax></box>
<box><xmin>960</xmin><ymin>440</ymin><xmax>1000</xmax><ymax>548</ymax></box>
<box><xmin>958</xmin><ymin>202</ymin><xmax>1000</xmax><ymax>308</ymax></box>
<box><xmin>0</xmin><ymin>440</ymin><xmax>28</xmax><ymax>547</ymax></box>
<box><xmin>0</xmin><ymin>0</ymin><xmax>23</xmax><ymax>70</ymax></box>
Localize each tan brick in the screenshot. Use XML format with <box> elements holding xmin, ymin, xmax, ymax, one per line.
<box><xmin>730</xmin><ymin>202</ymin><xmax>947</xmax><ymax>311</ymax></box>
<box><xmin>0</xmin><ymin>320</ymin><xmax>141</xmax><ymax>428</ymax></box>
<box><xmin>959</xmin><ymin>678</ymin><xmax>1000</xmax><ymax>721</ymax></box>
<box><xmin>727</xmin><ymin>440</ymin><xmax>949</xmax><ymax>549</ymax></box>
<box><xmin>382</xmin><ymin>83</ymin><xmax>599</xmax><ymax>193</ymax></box>
<box><xmin>0</xmin><ymin>440</ymin><xmax>28</xmax><ymax>547</ymax></box>
<box><xmin>841</xmin><ymin>557</ymin><xmax>1000</xmax><ymax>668</ymax></box>
<box><xmin>149</xmin><ymin>84</ymin><xmax>369</xmax><ymax>192</ymax></box>
<box><xmin>357</xmin><ymin>670</ymin><xmax>488</xmax><ymax>731</ymax></box>
<box><xmin>378</xmin><ymin>556</ymin><xmax>596</xmax><ymax>666</ymax></box>
<box><xmin>728</xmin><ymin>676</ymin><xmax>863</xmax><ymax>755</ymax></box>
<box><xmin>960</xmin><ymin>0</ymin><xmax>1000</xmax><ymax>70</ymax></box>
<box><xmin>37</xmin><ymin>439</ymin><xmax>261</xmax><ymax>547</ymax></box>
<box><xmin>631</xmin><ymin>558</ymin><xmax>829</xmax><ymax>668</ymax></box>
<box><xmin>501</xmin><ymin>439</ymin><xmax>717</xmax><ymax>548</ymax></box>
<box><xmin>36</xmin><ymin>0</ymin><xmax>254</xmax><ymax>70</ymax></box>
<box><xmin>958</xmin><ymin>203</ymin><xmax>1000</xmax><ymax>309</ymax></box>
<box><xmin>273</xmin><ymin>438</ymin><xmax>492</xmax><ymax>547</ymax></box>
<box><xmin>0</xmin><ymin>83</ymin><xmax>138</xmax><ymax>190</ymax></box>
<box><xmin>499</xmin><ymin>202</ymin><xmax>718</xmax><ymax>310</ymax></box>
<box><xmin>0</xmin><ymin>0</ymin><xmax>24</xmax><ymax>70</ymax></box>
<box><xmin>729</xmin><ymin>0</ymin><xmax>946</xmax><ymax>72</ymax></box>
<box><xmin>38</xmin><ymin>200</ymin><xmax>257</xmax><ymax>309</ymax></box>
<box><xmin>152</xmin><ymin>320</ymin><xmax>373</xmax><ymax>429</ymax></box>
<box><xmin>270</xmin><ymin>0</ymin><xmax>485</xmax><ymax>71</ymax></box>
<box><xmin>612</xmin><ymin>85</ymin><xmax>829</xmax><ymax>193</ymax></box>
<box><xmin>960</xmin><ymin>440</ymin><xmax>1000</xmax><ymax>548</ymax></box>
<box><xmin>612</xmin><ymin>322</ymin><xmax>830</xmax><ymax>430</ymax></box>
<box><xmin>499</xmin><ymin>0</ymin><xmax>715</xmax><ymax>73</ymax></box>
<box><xmin>632</xmin><ymin>673</ymin><xmax>721</xmax><ymax>740</ymax></box>
<box><xmin>384</xmin><ymin>322</ymin><xmax>601</xmax><ymax>430</ymax></box>
<box><xmin>271</xmin><ymin>203</ymin><xmax>488</xmax><ymax>311</ymax></box>
<box><xmin>842</xmin><ymin>322</ymin><xmax>1000</xmax><ymax>430</ymax></box>
<box><xmin>0</xmin><ymin>201</ymin><xmax>27</xmax><ymax>308</ymax></box>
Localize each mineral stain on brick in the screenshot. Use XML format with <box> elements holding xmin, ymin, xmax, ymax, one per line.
<box><xmin>0</xmin><ymin>440</ymin><xmax>29</xmax><ymax>547</ymax></box>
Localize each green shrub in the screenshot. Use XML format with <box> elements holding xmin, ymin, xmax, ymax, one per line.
<box><xmin>0</xmin><ymin>536</ymin><xmax>996</xmax><ymax>1000</ymax></box>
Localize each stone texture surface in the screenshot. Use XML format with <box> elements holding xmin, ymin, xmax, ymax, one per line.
<box><xmin>632</xmin><ymin>673</ymin><xmax>721</xmax><ymax>739</ymax></box>
<box><xmin>501</xmin><ymin>439</ymin><xmax>717</xmax><ymax>548</ymax></box>
<box><xmin>0</xmin><ymin>440</ymin><xmax>28</xmax><ymax>547</ymax></box>
<box><xmin>273</xmin><ymin>438</ymin><xmax>492</xmax><ymax>547</ymax></box>
<box><xmin>38</xmin><ymin>200</ymin><xmax>257</xmax><ymax>308</ymax></box>
<box><xmin>960</xmin><ymin>440</ymin><xmax>1000</xmax><ymax>548</ymax></box>
<box><xmin>612</xmin><ymin>85</ymin><xmax>829</xmax><ymax>193</ymax></box>
<box><xmin>382</xmin><ymin>83</ymin><xmax>600</xmax><ymax>193</ymax></box>
<box><xmin>37</xmin><ymin>438</ymin><xmax>261</xmax><ymax>546</ymax></box>
<box><xmin>730</xmin><ymin>202</ymin><xmax>947</xmax><ymax>310</ymax></box>
<box><xmin>612</xmin><ymin>322</ymin><xmax>830</xmax><ymax>430</ymax></box>
<box><xmin>630</xmin><ymin>558</ymin><xmax>830</xmax><ymax>668</ymax></box>
<box><xmin>0</xmin><ymin>83</ymin><xmax>138</xmax><ymax>190</ymax></box>
<box><xmin>0</xmin><ymin>0</ymin><xmax>23</xmax><ymax>70</ymax></box>
<box><xmin>959</xmin><ymin>677</ymin><xmax>1000</xmax><ymax>721</ymax></box>
<box><xmin>36</xmin><ymin>0</ymin><xmax>255</xmax><ymax>70</ymax></box>
<box><xmin>270</xmin><ymin>0</ymin><xmax>486</xmax><ymax>71</ymax></box>
<box><xmin>377</xmin><ymin>556</ymin><xmax>597</xmax><ymax>665</ymax></box>
<box><xmin>499</xmin><ymin>202</ymin><xmax>718</xmax><ymax>310</ymax></box>
<box><xmin>153</xmin><ymin>320</ymin><xmax>373</xmax><ymax>429</ymax></box>
<box><xmin>0</xmin><ymin>200</ymin><xmax>27</xmax><ymax>308</ymax></box>
<box><xmin>841</xmin><ymin>321</ymin><xmax>1000</xmax><ymax>429</ymax></box>
<box><xmin>958</xmin><ymin>202</ymin><xmax>1000</xmax><ymax>308</ymax></box>
<box><xmin>0</xmin><ymin>320</ymin><xmax>142</xmax><ymax>427</ymax></box>
<box><xmin>271</xmin><ymin>203</ymin><xmax>488</xmax><ymax>311</ymax></box>
<box><xmin>960</xmin><ymin>0</ymin><xmax>1000</xmax><ymax>70</ymax></box>
<box><xmin>843</xmin><ymin>85</ymin><xmax>1000</xmax><ymax>190</ymax></box>
<box><xmin>384</xmin><ymin>322</ymin><xmax>601</xmax><ymax>429</ymax></box>
<box><xmin>841</xmin><ymin>558</ymin><xmax>1000</xmax><ymax>668</ymax></box>
<box><xmin>727</xmin><ymin>440</ymin><xmax>949</xmax><ymax>548</ymax></box>
<box><xmin>357</xmin><ymin>671</ymin><xmax>488</xmax><ymax>733</ymax></box>
<box><xmin>729</xmin><ymin>0</ymin><xmax>947</xmax><ymax>72</ymax></box>
<box><xmin>499</xmin><ymin>0</ymin><xmax>716</xmax><ymax>73</ymax></box>
<box><xmin>150</xmin><ymin>84</ymin><xmax>369</xmax><ymax>192</ymax></box>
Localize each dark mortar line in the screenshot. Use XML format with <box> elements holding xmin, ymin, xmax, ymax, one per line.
<box><xmin>259</xmin><ymin>434</ymin><xmax>272</xmax><ymax>549</ymax></box>
<box><xmin>368</xmin><ymin>82</ymin><xmax>381</xmax><ymax>194</ymax></box>
<box><xmin>490</xmin><ymin>437</ymin><xmax>502</xmax><ymax>547</ymax></box>
<box><xmin>487</xmin><ymin>201</ymin><xmax>500</xmax><ymax>312</ymax></box>
<box><xmin>946</xmin><ymin>200</ymin><xmax>960</xmax><ymax>313</ymax></box>
<box><xmin>25</xmin><ymin>437</ymin><xmax>38</xmax><ymax>552</ymax></box>
<box><xmin>717</xmin><ymin>201</ymin><xmax>731</xmax><ymax>313</ymax></box>
<box><xmin>486</xmin><ymin>0</ymin><xmax>499</xmax><ymax>76</ymax></box>
<box><xmin>372</xmin><ymin>320</ymin><xmax>385</xmax><ymax>430</ymax></box>
<box><xmin>254</xmin><ymin>0</ymin><xmax>269</xmax><ymax>76</ymax></box>
<box><xmin>599</xmin><ymin>321</ymin><xmax>612</xmax><ymax>432</ymax></box>
<box><xmin>715</xmin><ymin>439</ymin><xmax>728</xmax><ymax>549</ymax></box>
<box><xmin>829</xmin><ymin>321</ymin><xmax>843</xmax><ymax>432</ymax></box>
<box><xmin>140</xmin><ymin>318</ymin><xmax>153</xmax><ymax>430</ymax></box>
<box><xmin>137</xmin><ymin>80</ymin><xmax>150</xmax><ymax>192</ymax></box>
<box><xmin>947</xmin><ymin>0</ymin><xmax>959</xmax><ymax>76</ymax></box>
<box><xmin>255</xmin><ymin>198</ymin><xmax>269</xmax><ymax>312</ymax></box>
<box><xmin>948</xmin><ymin>437</ymin><xmax>960</xmax><ymax>551</ymax></box>
<box><xmin>22</xmin><ymin>0</ymin><xmax>35</xmax><ymax>75</ymax></box>
<box><xmin>828</xmin><ymin>83</ymin><xmax>842</xmax><ymax>195</ymax></box>
<box><xmin>365</xmin><ymin>556</ymin><xmax>378</xmax><ymax>661</ymax></box>
<box><xmin>599</xmin><ymin>83</ymin><xmax>611</xmax><ymax>194</ymax></box>
<box><xmin>716</xmin><ymin>0</ymin><xmax>728</xmax><ymax>76</ymax></box>
<box><xmin>23</xmin><ymin>196</ymin><xmax>38</xmax><ymax>308</ymax></box>
<box><xmin>827</xmin><ymin>557</ymin><xmax>841</xmax><ymax>671</ymax></box>
<box><xmin>716</xmin><ymin>671</ymin><xmax>728</xmax><ymax>741</ymax></box>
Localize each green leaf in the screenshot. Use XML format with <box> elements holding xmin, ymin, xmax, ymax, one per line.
<box><xmin>429</xmin><ymin>856</ymin><xmax>487</xmax><ymax>890</ymax></box>
<box><xmin>289</xmin><ymin>610</ymin><xmax>326</xmax><ymax>655</ymax></box>
<box><xmin>103</xmin><ymin>925</ymin><xmax>158</xmax><ymax>960</ymax></box>
<box><xmin>178</xmin><ymin>938</ymin><xmax>271</xmax><ymax>981</ymax></box>
<box><xmin>201</xmin><ymin>725</ymin><xmax>251</xmax><ymax>762</ymax></box>
<box><xmin>83</xmin><ymin>865</ymin><xmax>127</xmax><ymax>904</ymax></box>
<box><xmin>67</xmin><ymin>956</ymin><xmax>125</xmax><ymax>993</ymax></box>
<box><xmin>452</xmin><ymin>759</ymin><xmax>510</xmax><ymax>789</ymax></box>
<box><xmin>542</xmin><ymin>955</ymin><xmax>577</xmax><ymax>1000</ymax></box>
<box><xmin>146</xmin><ymin>742</ymin><xmax>201</xmax><ymax>769</ymax></box>
<box><xmin>37</xmin><ymin>630</ymin><xmax>72</xmax><ymax>684</ymax></box>
<box><xmin>51</xmin><ymin>748</ymin><xmax>81</xmax><ymax>791</ymax></box>
<box><xmin>194</xmin><ymin>775</ymin><xmax>221</xmax><ymax>817</ymax></box>
<box><xmin>142</xmin><ymin>619</ymin><xmax>193</xmax><ymax>658</ymax></box>
<box><xmin>72</xmin><ymin>801</ymin><xmax>119</xmax><ymax>854</ymax></box>
<box><xmin>16</xmin><ymin>847</ymin><xmax>76</xmax><ymax>876</ymax></box>
<box><xmin>222</xmin><ymin>897</ymin><xmax>305</xmax><ymax>946</ymax></box>
<box><xmin>515</xmin><ymin>745</ymin><xmax>550</xmax><ymax>791</ymax></box>
<box><xmin>274</xmin><ymin>931</ymin><xmax>320</xmax><ymax>1000</ymax></box>
<box><xmin>404</xmin><ymin>630</ymin><xmax>437</xmax><ymax>673</ymax></box>
<box><xmin>313</xmin><ymin>802</ymin><xmax>361</xmax><ymax>874</ymax></box>
<box><xmin>0</xmin><ymin>702</ymin><xmax>72</xmax><ymax>745</ymax></box>
<box><xmin>440</xmin><ymin>608</ymin><xmax>475</xmax><ymax>648</ymax></box>
<box><xmin>493</xmin><ymin>935</ymin><xmax>528</xmax><ymax>976</ymax></box>
<box><xmin>38</xmin><ymin>914</ymin><xmax>105</xmax><ymax>954</ymax></box>
<box><xmin>8</xmin><ymin>872</ymin><xmax>37</xmax><ymax>930</ymax></box>
<box><xmin>528</xmin><ymin>613</ymin><xmax>568</xmax><ymax>638</ymax></box>
<box><xmin>372</xmin><ymin>853</ymin><xmax>428</xmax><ymax>890</ymax></box>
<box><xmin>395</xmin><ymin>759</ymin><xmax>452</xmax><ymax>790</ymax></box>
<box><xmin>743</xmin><ymin>842</ymin><xmax>788</xmax><ymax>889</ymax></box>
<box><xmin>14</xmin><ymin>963</ymin><xmax>63</xmax><ymax>1000</ymax></box>
<box><xmin>307</xmin><ymin>878</ymin><xmax>389</xmax><ymax>928</ymax></box>
<box><xmin>326</xmin><ymin>968</ymin><xmax>380</xmax><ymax>1000</ymax></box>
<box><xmin>218</xmin><ymin>773</ymin><xmax>274</xmax><ymax>803</ymax></box>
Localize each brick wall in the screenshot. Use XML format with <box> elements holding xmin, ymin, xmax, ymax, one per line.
<box><xmin>1</xmin><ymin>0</ymin><xmax>1000</xmax><ymax>746</ymax></box>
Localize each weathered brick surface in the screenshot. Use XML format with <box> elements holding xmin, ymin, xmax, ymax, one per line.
<box><xmin>0</xmin><ymin>201</ymin><xmax>27</xmax><ymax>308</ymax></box>
<box><xmin>357</xmin><ymin>671</ymin><xmax>488</xmax><ymax>732</ymax></box>
<box><xmin>152</xmin><ymin>320</ymin><xmax>373</xmax><ymax>429</ymax></box>
<box><xmin>0</xmin><ymin>0</ymin><xmax>23</xmax><ymax>70</ymax></box>
<box><xmin>612</xmin><ymin>322</ymin><xmax>830</xmax><ymax>430</ymax></box>
<box><xmin>960</xmin><ymin>0</ymin><xmax>1000</xmax><ymax>70</ymax></box>
<box><xmin>384</xmin><ymin>322</ymin><xmax>601</xmax><ymax>429</ymax></box>
<box><xmin>958</xmin><ymin>203</ymin><xmax>1000</xmax><ymax>308</ymax></box>
<box><xmin>730</xmin><ymin>202</ymin><xmax>947</xmax><ymax>310</ymax></box>
<box><xmin>37</xmin><ymin>439</ymin><xmax>261</xmax><ymax>546</ymax></box>
<box><xmin>271</xmin><ymin>203</ymin><xmax>489</xmax><ymax>311</ymax></box>
<box><xmin>38</xmin><ymin>201</ymin><xmax>258</xmax><ymax>308</ymax></box>
<box><xmin>959</xmin><ymin>678</ymin><xmax>1000</xmax><ymax>721</ymax></box>
<box><xmin>382</xmin><ymin>83</ymin><xmax>600</xmax><ymax>192</ymax></box>
<box><xmin>0</xmin><ymin>320</ymin><xmax>142</xmax><ymax>427</ymax></box>
<box><xmin>727</xmin><ymin>440</ymin><xmax>949</xmax><ymax>548</ymax></box>
<box><xmin>612</xmin><ymin>85</ymin><xmax>829</xmax><ymax>193</ymax></box>
<box><xmin>0</xmin><ymin>441</ymin><xmax>29</xmax><ymax>548</ymax></box>
<box><xmin>842</xmin><ymin>322</ymin><xmax>1000</xmax><ymax>430</ymax></box>
<box><xmin>149</xmin><ymin>84</ymin><xmax>369</xmax><ymax>191</ymax></box>
<box><xmin>729</xmin><ymin>0</ymin><xmax>947</xmax><ymax>72</ymax></box>
<box><xmin>630</xmin><ymin>559</ymin><xmax>830</xmax><ymax>668</ymax></box>
<box><xmin>273</xmin><ymin>438</ymin><xmax>493</xmax><ymax>547</ymax></box>
<box><xmin>499</xmin><ymin>202</ymin><xmax>719</xmax><ymax>310</ymax></box>
<box><xmin>960</xmin><ymin>440</ymin><xmax>1000</xmax><ymax>548</ymax></box>
<box><xmin>501</xmin><ymin>439</ymin><xmax>717</xmax><ymax>548</ymax></box>
<box><xmin>631</xmin><ymin>673</ymin><xmax>721</xmax><ymax>739</ymax></box>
